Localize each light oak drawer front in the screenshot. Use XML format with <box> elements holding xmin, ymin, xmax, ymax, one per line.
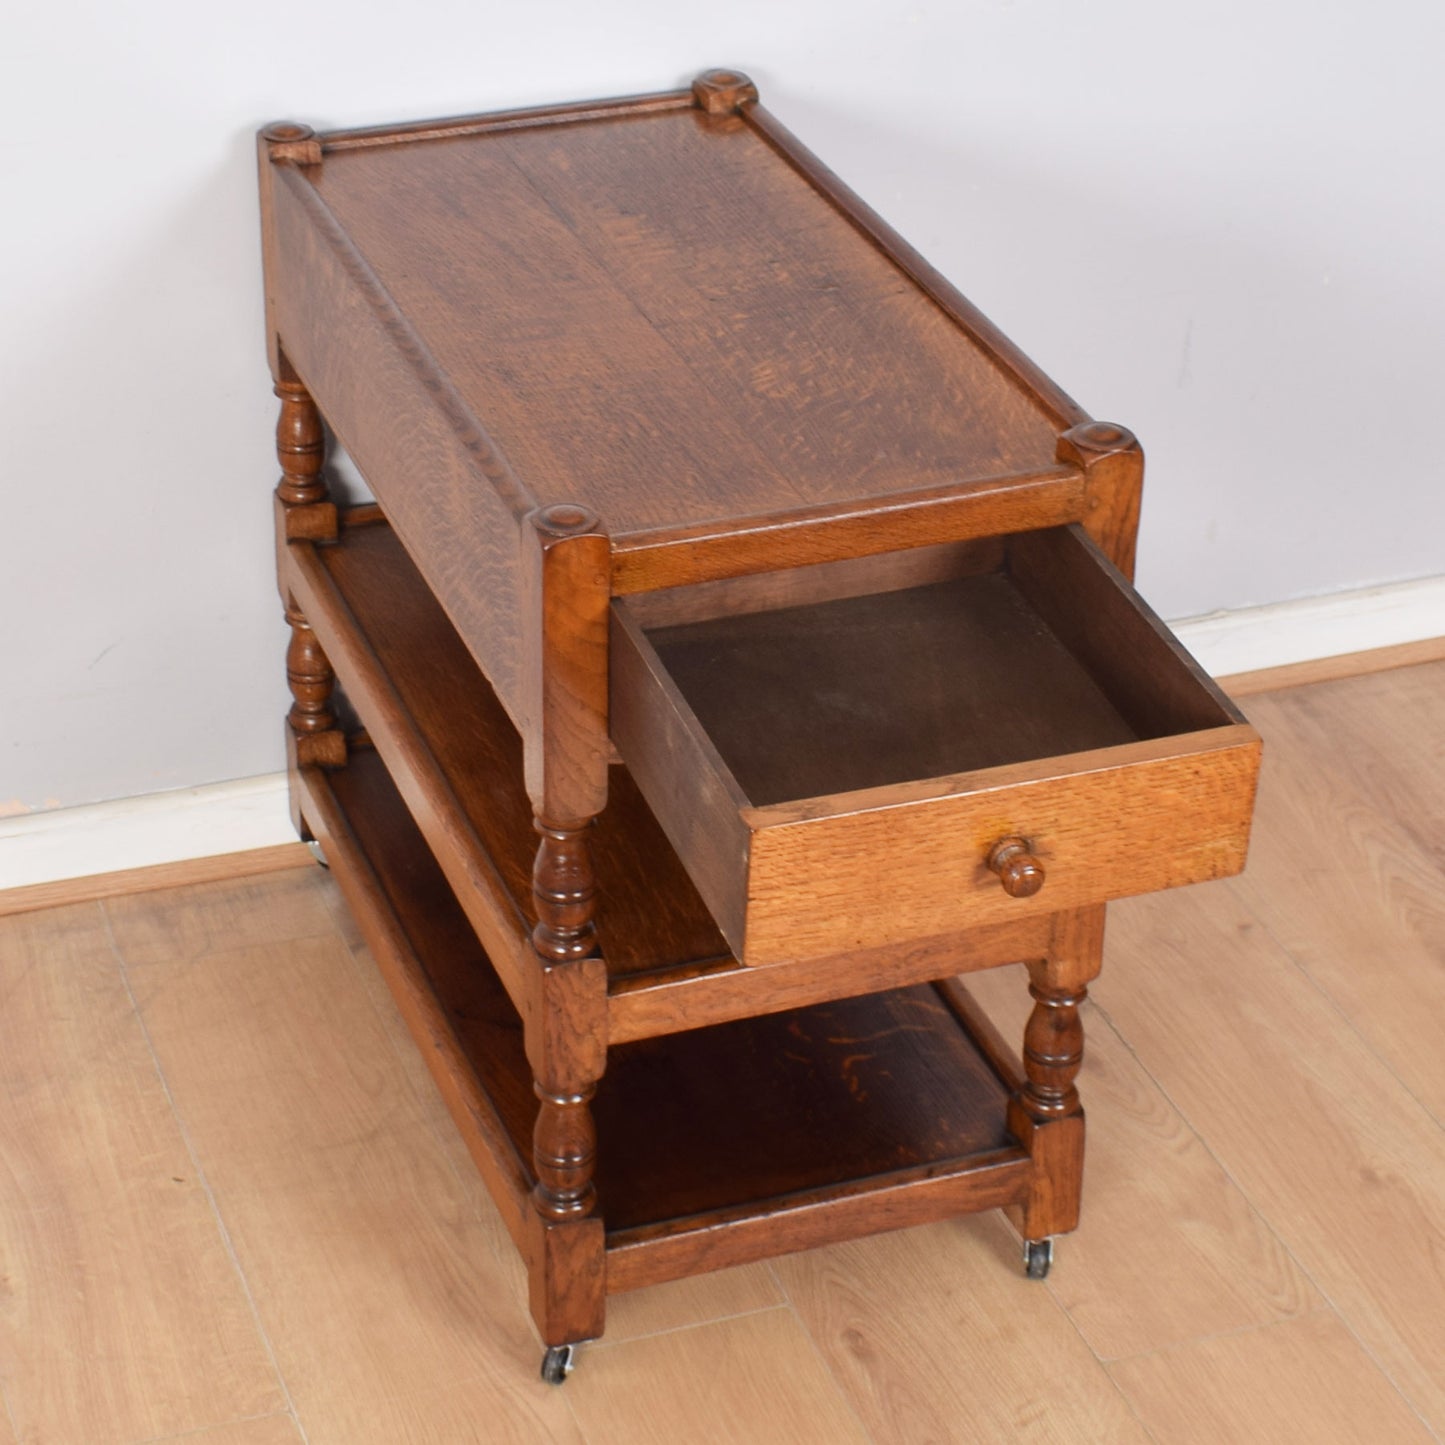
<box><xmin>611</xmin><ymin>527</ymin><xmax>1261</xmax><ymax>967</ymax></box>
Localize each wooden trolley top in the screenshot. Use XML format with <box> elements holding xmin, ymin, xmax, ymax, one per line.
<box><xmin>259</xmin><ymin>72</ymin><xmax>1102</xmax><ymax>593</ymax></box>
<box><xmin>258</xmin><ymin>71</ymin><xmax>1141</xmax><ymax>739</ymax></box>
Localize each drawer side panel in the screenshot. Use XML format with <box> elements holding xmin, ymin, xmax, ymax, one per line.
<box><xmin>610</xmin><ymin>606</ymin><xmax>753</xmax><ymax>954</ymax></box>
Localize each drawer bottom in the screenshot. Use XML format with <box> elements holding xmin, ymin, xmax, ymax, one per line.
<box><xmin>299</xmin><ymin>749</ymin><xmax>1035</xmax><ymax>1294</ymax></box>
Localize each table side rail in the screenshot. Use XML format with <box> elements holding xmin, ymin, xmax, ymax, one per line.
<box><xmin>605</xmin><ymin>1147</ymin><xmax>1032</xmax><ymax>1294</ymax></box>
<box><xmin>318</xmin><ymin>88</ymin><xmax>696</xmax><ymax>151</ymax></box>
<box><xmin>267</xmin><ymin>161</ymin><xmax>536</xmax><ymax>729</ymax></box>
<box><xmin>607</xmin><ymin>912</ymin><xmax>1056</xmax><ymax>1045</ymax></box>
<box><xmin>932</xmin><ymin>978</ymin><xmax>1027</xmax><ymax>1095</ymax></box>
<box><xmin>743</xmin><ymin>103</ymin><xmax>1089</xmax><ymax>433</ymax></box>
<box><xmin>610</xmin><ymin>465</ymin><xmax>1086</xmax><ymax>595</ymax></box>
<box><xmin>281</xmin><ymin>535</ymin><xmax>536</xmax><ymax>1006</ymax></box>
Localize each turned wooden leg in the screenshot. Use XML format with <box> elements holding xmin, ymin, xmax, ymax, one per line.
<box><xmin>283</xmin><ymin>601</ymin><xmax>346</xmax><ymax>763</ymax></box>
<box><xmin>517</xmin><ymin>500</ymin><xmax>611</xmax><ymax>1368</ymax></box>
<box><xmin>1021</xmin><ymin>976</ymin><xmax>1086</xmax><ymax>1121</ymax></box>
<box><xmin>281</xmin><ymin>599</ymin><xmax>347</xmax><ymax>838</ymax></box>
<box><xmin>526</xmin><ymin>817</ymin><xmax>607</xmax><ymax>1352</ymax></box>
<box><xmin>272</xmin><ymin>372</ymin><xmax>337</xmax><ymax>544</ymax></box>
<box><xmin>1008</xmin><ymin>907</ymin><xmax>1104</xmax><ymax>1254</ymax></box>
<box><xmin>531</xmin><ymin>819</ymin><xmax>599</xmax><ymax>1224</ymax></box>
<box><xmin>274</xmin><ymin>378</ymin><xmax>326</xmax><ymax>505</ymax></box>
<box><xmin>533</xmin><ymin>1078</ymin><xmax>598</xmax><ymax>1221</ymax></box>
<box><xmin>272</xmin><ymin>371</ymin><xmax>343</xmax><ymax>842</ymax></box>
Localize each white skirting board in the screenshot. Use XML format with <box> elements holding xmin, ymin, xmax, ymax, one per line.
<box><xmin>2</xmin><ymin>573</ymin><xmax>1442</xmax><ymax>894</ymax></box>
<box><xmin>1170</xmin><ymin>572</ymin><xmax>1445</xmax><ymax>680</ymax></box>
<box><xmin>0</xmin><ymin>775</ymin><xmax>296</xmax><ymax>892</ymax></box>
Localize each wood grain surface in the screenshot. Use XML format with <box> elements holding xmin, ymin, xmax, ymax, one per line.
<box><xmin>343</xmin><ymin>926</ymin><xmax>788</xmax><ymax>1349</ymax></box>
<box><xmin>170</xmin><ymin>1419</ymin><xmax>305</xmax><ymax>1445</ymax></box>
<box><xmin>109</xmin><ymin>876</ymin><xmax>584</xmax><ymax>1445</ymax></box>
<box><xmin>266</xmin><ymin>159</ymin><xmax>536</xmax><ymax>728</ymax></box>
<box><xmin>772</xmin><ymin>1214</ymin><xmax>1153</xmax><ymax>1443</ymax></box>
<box><xmin>1220</xmin><ymin>636</ymin><xmax>1445</xmax><ymax>696</ymax></box>
<box><xmin>0</xmin><ymin>658</ymin><xmax>1434</xmax><ymax>1442</ymax></box>
<box><xmin>1101</xmin><ymin>873</ymin><xmax>1445</xmax><ymax>1432</ymax></box>
<box><xmin>644</xmin><ymin>571</ymin><xmax>1139</xmax><ymax>804</ymax></box>
<box><xmin>0</xmin><ymin>843</ymin><xmax>310</xmax><ymax>919</ymax></box>
<box><xmin>742</xmin><ymin>727</ymin><xmax>1259</xmax><ymax>963</ymax></box>
<box><xmin>297</xmin><ymin>515</ymin><xmax>728</xmax><ymax>990</ymax></box>
<box><xmin>1229</xmin><ymin>665</ymin><xmax>1445</xmax><ymax>1118</ymax></box>
<box><xmin>1109</xmin><ymin>1312</ymin><xmax>1435</xmax><ymax>1444</ymax></box>
<box><xmin>564</xmin><ymin>1309</ymin><xmax>870</xmax><ymax>1445</ymax></box>
<box><xmin>310</xmin><ymin>106</ymin><xmax>1060</xmax><ymax>539</ymax></box>
<box><xmin>0</xmin><ymin>904</ymin><xmax>285</xmax><ymax>1443</ymax></box>
<box><xmin>258</xmin><ymin>83</ymin><xmax>1121</xmax><ymax>626</ymax></box>
<box><xmin>612</xmin><ymin>521</ymin><xmax>1259</xmax><ymax>965</ymax></box>
<box><xmin>963</xmin><ymin>966</ymin><xmax>1320</xmax><ymax>1360</ymax></box>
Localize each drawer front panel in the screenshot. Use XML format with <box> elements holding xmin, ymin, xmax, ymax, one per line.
<box><xmin>741</xmin><ymin>729</ymin><xmax>1260</xmax><ymax>965</ymax></box>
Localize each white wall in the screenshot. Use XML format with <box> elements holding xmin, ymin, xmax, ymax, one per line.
<box><xmin>3</xmin><ymin>0</ymin><xmax>1442</xmax><ymax>813</ymax></box>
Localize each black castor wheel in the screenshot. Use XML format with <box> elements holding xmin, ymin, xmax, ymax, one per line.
<box><xmin>540</xmin><ymin>1344</ymin><xmax>577</xmax><ymax>1385</ymax></box>
<box><xmin>1024</xmin><ymin>1238</ymin><xmax>1054</xmax><ymax>1279</ymax></box>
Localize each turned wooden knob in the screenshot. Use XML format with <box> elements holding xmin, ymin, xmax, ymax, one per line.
<box><xmin>987</xmin><ymin>837</ymin><xmax>1045</xmax><ymax>898</ymax></box>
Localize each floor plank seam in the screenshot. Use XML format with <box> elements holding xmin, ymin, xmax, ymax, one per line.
<box><xmin>1085</xmin><ymin>985</ymin><xmax>1441</xmax><ymax>1440</ymax></box>
<box><xmin>1221</xmin><ymin>875</ymin><xmax>1445</xmax><ymax>1139</ymax></box>
<box><xmin>1098</xmin><ymin>1305</ymin><xmax>1338</xmax><ymax>1368</ymax></box>
<box><xmin>129</xmin><ymin>1409</ymin><xmax>302</xmax><ymax>1445</ymax></box>
<box><xmin>327</xmin><ymin>914</ymin><xmax>535</xmax><ymax>1320</ymax></box>
<box><xmin>1038</xmin><ymin>1250</ymin><xmax>1166</xmax><ymax>1445</ymax></box>
<box><xmin>758</xmin><ymin>1256</ymin><xmax>881</xmax><ymax>1444</ymax></box>
<box><xmin>323</xmin><ymin>876</ymin><xmax>823</xmax><ymax>1417</ymax></box>
<box><xmin>0</xmin><ymin>1035</ymin><xmax>35</xmax><ymax>1445</ymax></box>
<box><xmin>770</xmin><ymin>1285</ymin><xmax>880</xmax><ymax>1445</ymax></box>
<box><xmin>0</xmin><ymin>1343</ymin><xmax>20</xmax><ymax>1445</ymax></box>
<box><xmin>559</xmin><ymin>1379</ymin><xmax>591</xmax><ymax>1445</ymax></box>
<box><xmin>589</xmin><ymin>1300</ymin><xmax>793</xmax><ymax>1352</ymax></box>
<box><xmin>99</xmin><ymin>904</ymin><xmax>315</xmax><ymax>1445</ymax></box>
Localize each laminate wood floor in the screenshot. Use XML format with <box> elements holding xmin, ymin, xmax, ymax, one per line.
<box><xmin>1</xmin><ymin>660</ymin><xmax>1441</xmax><ymax>1443</ymax></box>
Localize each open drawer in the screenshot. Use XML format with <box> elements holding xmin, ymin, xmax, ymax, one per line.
<box><xmin>610</xmin><ymin>525</ymin><xmax>1261</xmax><ymax>968</ymax></box>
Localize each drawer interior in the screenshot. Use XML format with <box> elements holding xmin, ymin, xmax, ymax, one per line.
<box><xmin>623</xmin><ymin>527</ymin><xmax>1237</xmax><ymax>807</ymax></box>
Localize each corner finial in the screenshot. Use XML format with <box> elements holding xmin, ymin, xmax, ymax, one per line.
<box><xmin>531</xmin><ymin>503</ymin><xmax>602</xmax><ymax>539</ymax></box>
<box><xmin>1056</xmin><ymin>421</ymin><xmax>1144</xmax><ymax>578</ymax></box>
<box><xmin>260</xmin><ymin>121</ymin><xmax>322</xmax><ymax>167</ymax></box>
<box><xmin>691</xmin><ymin>69</ymin><xmax>759</xmax><ymax>115</ymax></box>
<box><xmin>1056</xmin><ymin>421</ymin><xmax>1138</xmax><ymax>463</ymax></box>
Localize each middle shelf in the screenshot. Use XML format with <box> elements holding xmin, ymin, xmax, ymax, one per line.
<box><xmin>282</xmin><ymin>507</ymin><xmax>1058</xmax><ymax>1043</ymax></box>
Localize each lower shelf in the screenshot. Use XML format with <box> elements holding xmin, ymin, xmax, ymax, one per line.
<box><xmin>301</xmin><ymin>750</ymin><xmax>1033</xmax><ymax>1293</ymax></box>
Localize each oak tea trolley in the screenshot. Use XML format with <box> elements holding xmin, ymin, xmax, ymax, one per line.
<box><xmin>257</xmin><ymin>70</ymin><xmax>1261</xmax><ymax>1383</ymax></box>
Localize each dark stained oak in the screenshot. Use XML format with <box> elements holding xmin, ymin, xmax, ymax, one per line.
<box><xmin>304</xmin><ymin>751</ymin><xmax>1030</xmax><ymax>1285</ymax></box>
<box><xmin>273</xmin><ymin>378</ymin><xmax>326</xmax><ymax>507</ymax></box>
<box><xmin>260</xmin><ymin>72</ymin><xmax>1261</xmax><ymax>1369</ymax></box>
<box><xmin>310</xmin><ymin>107</ymin><xmax>1062</xmax><ymax>538</ymax></box>
<box><xmin>521</xmin><ymin>500</ymin><xmax>612</xmax><ymax>1343</ymax></box>
<box><xmin>611</xmin><ymin>524</ymin><xmax>1259</xmax><ymax>965</ymax></box>
<box><xmin>272</xmin><ymin>375</ymin><xmax>344</xmax><ymax>842</ymax></box>
<box><xmin>281</xmin><ymin>601</ymin><xmax>343</xmax><ymax>766</ymax></box>
<box><xmin>286</xmin><ymin>509</ymin><xmax>1088</xmax><ymax>1039</ymax></box>
<box><xmin>300</xmin><ymin>511</ymin><xmax>728</xmax><ymax>987</ymax></box>
<box><xmin>641</xmin><ymin>570</ymin><xmax>1139</xmax><ymax>806</ymax></box>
